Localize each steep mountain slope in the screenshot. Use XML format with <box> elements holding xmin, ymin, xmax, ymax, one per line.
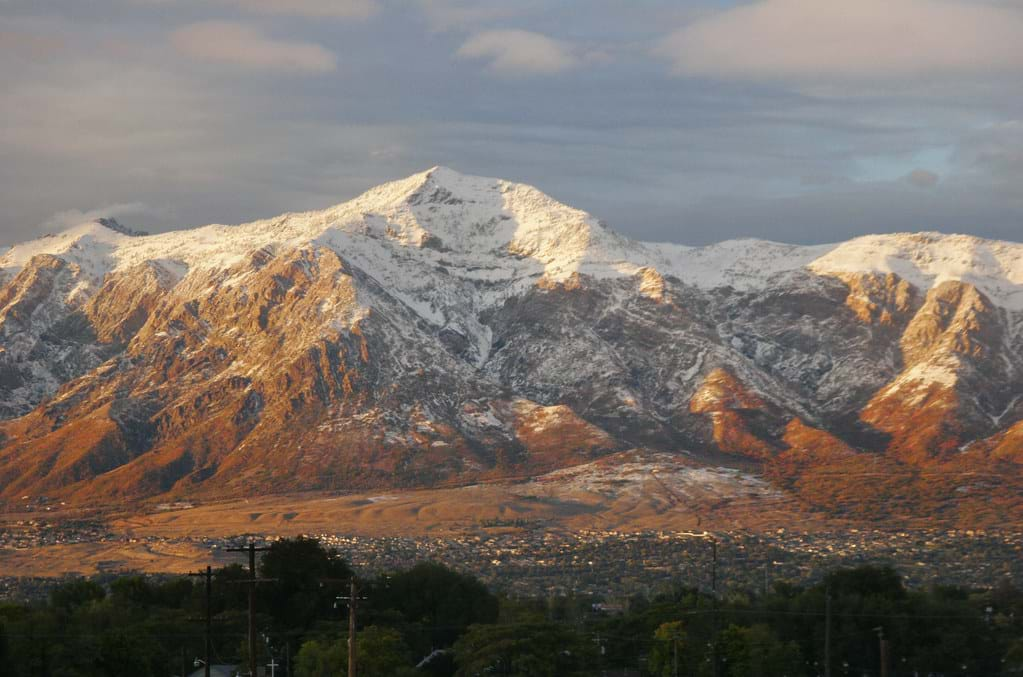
<box><xmin>0</xmin><ymin>167</ymin><xmax>1020</xmax><ymax>523</ymax></box>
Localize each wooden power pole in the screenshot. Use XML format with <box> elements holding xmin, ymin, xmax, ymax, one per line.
<box><xmin>227</xmin><ymin>542</ymin><xmax>273</xmax><ymax>677</ymax></box>
<box><xmin>875</xmin><ymin>626</ymin><xmax>889</xmax><ymax>677</ymax></box>
<box><xmin>824</xmin><ymin>582</ymin><xmax>832</xmax><ymax>677</ymax></box>
<box><xmin>188</xmin><ymin>566</ymin><xmax>213</xmax><ymax>677</ymax></box>
<box><xmin>334</xmin><ymin>579</ymin><xmax>367</xmax><ymax>677</ymax></box>
<box><xmin>711</xmin><ymin>537</ymin><xmax>719</xmax><ymax>677</ymax></box>
<box><xmin>710</xmin><ymin>538</ymin><xmax>717</xmax><ymax>596</ymax></box>
<box><xmin>348</xmin><ymin>580</ymin><xmax>358</xmax><ymax>677</ymax></box>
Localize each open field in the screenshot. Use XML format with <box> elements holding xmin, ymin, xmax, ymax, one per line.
<box><xmin>0</xmin><ymin>453</ymin><xmax>839</xmax><ymax>577</ymax></box>
<box><xmin>6</xmin><ymin>452</ymin><xmax>1018</xmax><ymax>582</ymax></box>
<box><xmin>116</xmin><ymin>454</ymin><xmax>827</xmax><ymax>538</ymax></box>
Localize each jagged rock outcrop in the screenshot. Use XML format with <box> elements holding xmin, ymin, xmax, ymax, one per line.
<box><xmin>0</xmin><ymin>168</ymin><xmax>1020</xmax><ymax>523</ymax></box>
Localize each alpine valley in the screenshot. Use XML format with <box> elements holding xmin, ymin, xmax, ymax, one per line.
<box><xmin>1</xmin><ymin>167</ymin><xmax>1022</xmax><ymax>530</ymax></box>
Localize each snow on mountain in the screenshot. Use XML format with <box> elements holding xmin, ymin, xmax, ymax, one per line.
<box><xmin>1</xmin><ymin>167</ymin><xmax>1021</xmax><ymax>519</ymax></box>
<box><xmin>652</xmin><ymin>239</ymin><xmax>831</xmax><ymax>291</ymax></box>
<box><xmin>4</xmin><ymin>168</ymin><xmax>1021</xmax><ymax>315</ymax></box>
<box><xmin>809</xmin><ymin>232</ymin><xmax>1023</xmax><ymax>311</ymax></box>
<box><xmin>0</xmin><ymin>222</ymin><xmax>127</xmax><ymax>285</ymax></box>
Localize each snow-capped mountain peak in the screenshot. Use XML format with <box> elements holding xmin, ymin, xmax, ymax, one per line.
<box><xmin>0</xmin><ymin>220</ymin><xmax>128</xmax><ymax>279</ymax></box>
<box><xmin>1</xmin><ymin>168</ymin><xmax>1022</xmax><ymax>520</ymax></box>
<box><xmin>809</xmin><ymin>232</ymin><xmax>1023</xmax><ymax>310</ymax></box>
<box><xmin>330</xmin><ymin>165</ymin><xmax>627</xmax><ymax>270</ymax></box>
<box><xmin>2</xmin><ymin>169</ymin><xmax>1023</xmax><ymax>310</ymax></box>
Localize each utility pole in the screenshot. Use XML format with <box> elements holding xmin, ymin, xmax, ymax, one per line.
<box><xmin>672</xmin><ymin>631</ymin><xmax>680</xmax><ymax>677</ymax></box>
<box><xmin>348</xmin><ymin>580</ymin><xmax>358</xmax><ymax>677</ymax></box>
<box><xmin>227</xmin><ymin>542</ymin><xmax>273</xmax><ymax>677</ymax></box>
<box><xmin>592</xmin><ymin>634</ymin><xmax>606</xmax><ymax>675</ymax></box>
<box><xmin>188</xmin><ymin>566</ymin><xmax>213</xmax><ymax>677</ymax></box>
<box><xmin>874</xmin><ymin>626</ymin><xmax>889</xmax><ymax>677</ymax></box>
<box><xmin>333</xmin><ymin>578</ymin><xmax>367</xmax><ymax>677</ymax></box>
<box><xmin>824</xmin><ymin>582</ymin><xmax>832</xmax><ymax>677</ymax></box>
<box><xmin>710</xmin><ymin>538</ymin><xmax>717</xmax><ymax>596</ymax></box>
<box><xmin>710</xmin><ymin>536</ymin><xmax>719</xmax><ymax>677</ymax></box>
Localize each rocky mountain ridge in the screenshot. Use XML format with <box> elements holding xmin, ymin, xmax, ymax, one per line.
<box><xmin>0</xmin><ymin>167</ymin><xmax>1020</xmax><ymax>524</ymax></box>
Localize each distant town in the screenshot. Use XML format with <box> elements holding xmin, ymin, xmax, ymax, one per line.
<box><xmin>3</xmin><ymin>518</ymin><xmax>1020</xmax><ymax>601</ymax></box>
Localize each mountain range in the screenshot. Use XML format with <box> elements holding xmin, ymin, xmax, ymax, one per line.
<box><xmin>1</xmin><ymin>167</ymin><xmax>1020</xmax><ymax>525</ymax></box>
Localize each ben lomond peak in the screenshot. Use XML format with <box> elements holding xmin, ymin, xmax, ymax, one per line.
<box><xmin>0</xmin><ymin>170</ymin><xmax>1022</xmax><ymax>520</ymax></box>
<box><xmin>3</xmin><ymin>171</ymin><xmax>1021</xmax><ymax>308</ymax></box>
<box><xmin>94</xmin><ymin>217</ymin><xmax>148</xmax><ymax>237</ymax></box>
<box><xmin>341</xmin><ymin>165</ymin><xmax>617</xmax><ymax>261</ymax></box>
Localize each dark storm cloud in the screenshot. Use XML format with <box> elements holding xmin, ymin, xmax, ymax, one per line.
<box><xmin>1</xmin><ymin>0</ymin><xmax>1021</xmax><ymax>248</ymax></box>
<box><xmin>652</xmin><ymin>180</ymin><xmax>1023</xmax><ymax>246</ymax></box>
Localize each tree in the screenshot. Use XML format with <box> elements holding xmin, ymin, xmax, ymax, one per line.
<box><xmin>370</xmin><ymin>562</ymin><xmax>498</xmax><ymax>652</ymax></box>
<box><xmin>825</xmin><ymin>565</ymin><xmax>906</xmax><ymax>601</ymax></box>
<box><xmin>49</xmin><ymin>579</ymin><xmax>105</xmax><ymax>610</ymax></box>
<box><xmin>109</xmin><ymin>575</ymin><xmax>191</xmax><ymax>609</ymax></box>
<box><xmin>259</xmin><ymin>537</ymin><xmax>353</xmax><ymax>634</ymax></box>
<box><xmin>93</xmin><ymin>629</ymin><xmax>163</xmax><ymax>677</ymax></box>
<box><xmin>650</xmin><ymin>621</ymin><xmax>686</xmax><ymax>677</ymax></box>
<box><xmin>357</xmin><ymin>625</ymin><xmax>417</xmax><ymax>677</ymax></box>
<box><xmin>294</xmin><ymin>638</ymin><xmax>345</xmax><ymax>677</ymax></box>
<box><xmin>1006</xmin><ymin>637</ymin><xmax>1023</xmax><ymax>673</ymax></box>
<box><xmin>453</xmin><ymin>622</ymin><xmax>596</xmax><ymax>677</ymax></box>
<box><xmin>294</xmin><ymin>627</ymin><xmax>416</xmax><ymax>677</ymax></box>
<box><xmin>110</xmin><ymin>576</ymin><xmax>156</xmax><ymax>608</ymax></box>
<box><xmin>0</xmin><ymin>617</ymin><xmax>9</xmax><ymax>664</ymax></box>
<box><xmin>717</xmin><ymin>624</ymin><xmax>804</xmax><ymax>677</ymax></box>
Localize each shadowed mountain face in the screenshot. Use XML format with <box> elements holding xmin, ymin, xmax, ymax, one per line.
<box><xmin>0</xmin><ymin>168</ymin><xmax>1020</xmax><ymax>523</ymax></box>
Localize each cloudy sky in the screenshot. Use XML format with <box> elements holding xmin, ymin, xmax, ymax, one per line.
<box><xmin>2</xmin><ymin>0</ymin><xmax>1022</xmax><ymax>247</ymax></box>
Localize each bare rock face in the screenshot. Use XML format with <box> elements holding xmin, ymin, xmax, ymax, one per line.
<box><xmin>837</xmin><ymin>271</ymin><xmax>918</xmax><ymax>327</ymax></box>
<box><xmin>689</xmin><ymin>368</ymin><xmax>782</xmax><ymax>460</ymax></box>
<box><xmin>0</xmin><ymin>168</ymin><xmax>1021</xmax><ymax>525</ymax></box>
<box><xmin>511</xmin><ymin>400</ymin><xmax>619</xmax><ymax>469</ymax></box>
<box><xmin>85</xmin><ymin>261</ymin><xmax>180</xmax><ymax>344</ymax></box>
<box><xmin>985</xmin><ymin>421</ymin><xmax>1023</xmax><ymax>464</ymax></box>
<box><xmin>861</xmin><ymin>280</ymin><xmax>1014</xmax><ymax>463</ymax></box>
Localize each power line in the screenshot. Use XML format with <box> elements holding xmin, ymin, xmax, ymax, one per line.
<box><xmin>226</xmin><ymin>542</ymin><xmax>274</xmax><ymax>677</ymax></box>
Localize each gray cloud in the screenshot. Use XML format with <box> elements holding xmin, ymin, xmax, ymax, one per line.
<box><xmin>124</xmin><ymin>0</ymin><xmax>379</xmax><ymax>19</ymax></box>
<box><xmin>170</xmin><ymin>21</ymin><xmax>337</xmax><ymax>73</ymax></box>
<box><xmin>903</xmin><ymin>169</ymin><xmax>940</xmax><ymax>189</ymax></box>
<box><xmin>0</xmin><ymin>1</ymin><xmax>1021</xmax><ymax>249</ymax></box>
<box><xmin>664</xmin><ymin>180</ymin><xmax>1023</xmax><ymax>246</ymax></box>
<box><xmin>415</xmin><ymin>0</ymin><xmax>530</xmax><ymax>31</ymax></box>
<box><xmin>956</xmin><ymin>121</ymin><xmax>1023</xmax><ymax>182</ymax></box>
<box><xmin>218</xmin><ymin>0</ymin><xmax>378</xmax><ymax>19</ymax></box>
<box><xmin>0</xmin><ymin>29</ymin><xmax>65</xmax><ymax>60</ymax></box>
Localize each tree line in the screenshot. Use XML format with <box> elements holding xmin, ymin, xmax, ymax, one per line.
<box><xmin>1</xmin><ymin>537</ymin><xmax>1021</xmax><ymax>675</ymax></box>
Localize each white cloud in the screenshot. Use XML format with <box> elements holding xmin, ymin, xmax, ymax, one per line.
<box><xmin>655</xmin><ymin>0</ymin><xmax>1023</xmax><ymax>83</ymax></box>
<box><xmin>171</xmin><ymin>21</ymin><xmax>336</xmax><ymax>73</ymax></box>
<box><xmin>457</xmin><ymin>29</ymin><xmax>580</xmax><ymax>76</ymax></box>
<box><xmin>41</xmin><ymin>203</ymin><xmax>155</xmax><ymax>233</ymax></box>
